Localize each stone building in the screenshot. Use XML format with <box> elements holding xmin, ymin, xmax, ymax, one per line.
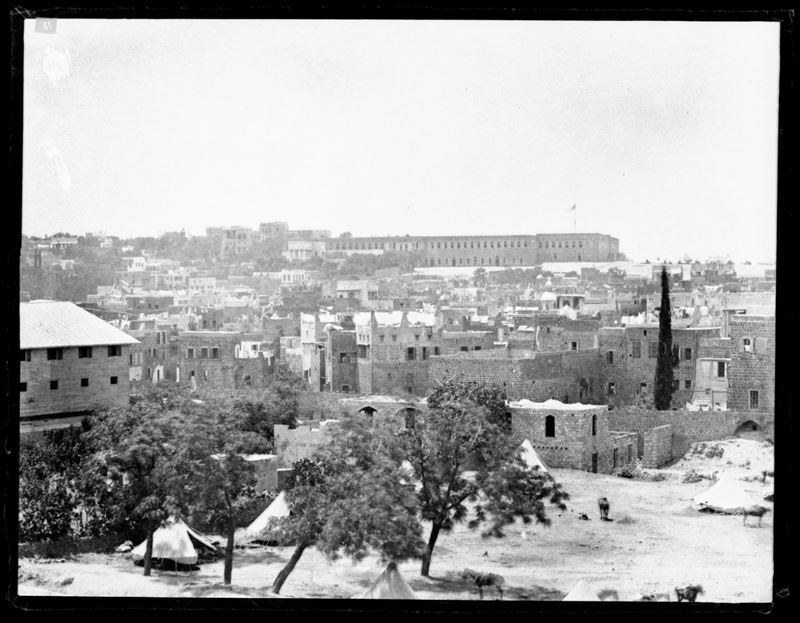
<box><xmin>356</xmin><ymin>311</ymin><xmax>438</xmax><ymax>396</ymax></box>
<box><xmin>324</xmin><ymin>328</ymin><xmax>358</xmax><ymax>393</ymax></box>
<box><xmin>597</xmin><ymin>325</ymin><xmax>722</xmax><ymax>408</ymax></box>
<box><xmin>726</xmin><ymin>315</ymin><xmax>775</xmax><ymax>413</ymax></box>
<box><xmin>325</xmin><ymin>233</ymin><xmax>620</xmax><ymax>267</ymax></box>
<box><xmin>175</xmin><ymin>331</ymin><xmax>271</xmax><ymax>390</ymax></box>
<box><xmin>510</xmin><ymin>399</ymin><xmax>637</xmax><ymax>474</ymax></box>
<box><xmin>428</xmin><ymin>349</ymin><xmax>604</xmax><ymax>404</ymax></box>
<box><xmin>691</xmin><ymin>337</ymin><xmax>733</xmax><ymax>409</ymax></box>
<box><xmin>20</xmin><ymin>301</ymin><xmax>139</xmax><ymax>422</ymax></box>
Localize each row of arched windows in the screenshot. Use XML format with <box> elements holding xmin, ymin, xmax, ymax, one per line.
<box><xmin>331</xmin><ymin>238</ymin><xmax>535</xmax><ymax>251</ymax></box>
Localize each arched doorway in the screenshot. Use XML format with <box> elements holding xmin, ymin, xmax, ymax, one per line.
<box><xmin>734</xmin><ymin>420</ymin><xmax>762</xmax><ymax>440</ymax></box>
<box><xmin>359</xmin><ymin>406</ymin><xmax>377</xmax><ymax>417</ymax></box>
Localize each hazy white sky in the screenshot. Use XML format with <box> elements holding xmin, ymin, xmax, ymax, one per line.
<box><xmin>23</xmin><ymin>19</ymin><xmax>779</xmax><ymax>262</ymax></box>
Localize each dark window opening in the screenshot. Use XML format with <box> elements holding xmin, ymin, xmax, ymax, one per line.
<box><xmin>110</xmin><ymin>376</ymin><xmax>118</xmax><ymax>385</ymax></box>
<box><xmin>81</xmin><ymin>378</ymin><xmax>89</xmax><ymax>387</ymax></box>
<box><xmin>406</xmin><ymin>347</ymin><xmax>416</xmax><ymax>361</ymax></box>
<box><xmin>749</xmin><ymin>390</ymin><xmax>759</xmax><ymax>409</ymax></box>
<box><xmin>20</xmin><ymin>350</ymin><xmax>31</xmax><ymax>362</ymax></box>
<box><xmin>79</xmin><ymin>346</ymin><xmax>93</xmax><ymax>358</ymax></box>
<box><xmin>47</xmin><ymin>348</ymin><xmax>63</xmax><ymax>360</ymax></box>
<box><xmin>108</xmin><ymin>345</ymin><xmax>121</xmax><ymax>357</ymax></box>
<box><xmin>591</xmin><ymin>414</ymin><xmax>597</xmax><ymax>436</ymax></box>
<box><xmin>607</xmin><ymin>350</ymin><xmax>614</xmax><ymax>364</ymax></box>
<box><xmin>50</xmin><ymin>380</ymin><xmax>58</xmax><ymax>390</ymax></box>
<box><xmin>545</xmin><ymin>415</ymin><xmax>555</xmax><ymax>438</ymax></box>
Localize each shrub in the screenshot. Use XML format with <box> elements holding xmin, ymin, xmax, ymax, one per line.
<box><xmin>648</xmin><ymin>472</ymin><xmax>669</xmax><ymax>482</ymax></box>
<box><xmin>682</xmin><ymin>470</ymin><xmax>704</xmax><ymax>483</ymax></box>
<box><xmin>613</xmin><ymin>459</ymin><xmax>643</xmax><ymax>479</ymax></box>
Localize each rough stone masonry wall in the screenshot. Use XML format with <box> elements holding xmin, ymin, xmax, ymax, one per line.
<box><xmin>727</xmin><ymin>316</ymin><xmax>775</xmax><ymax>413</ymax></box>
<box><xmin>20</xmin><ymin>345</ymin><xmax>132</xmax><ymax>418</ymax></box>
<box><xmin>274</xmin><ymin>423</ymin><xmax>334</xmax><ymax>468</ymax></box>
<box><xmin>642</xmin><ymin>425</ymin><xmax>673</xmax><ymax>468</ymax></box>
<box><xmin>428</xmin><ymin>350</ymin><xmax>603</xmax><ymax>402</ymax></box>
<box><xmin>606</xmin><ymin>408</ymin><xmax>774</xmax><ymax>460</ymax></box>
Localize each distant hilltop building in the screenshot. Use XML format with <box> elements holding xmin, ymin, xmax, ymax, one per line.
<box><xmin>203</xmin><ymin>224</ymin><xmax>619</xmax><ymax>264</ymax></box>
<box><xmin>324</xmin><ymin>233</ymin><xmax>621</xmax><ymax>266</ymax></box>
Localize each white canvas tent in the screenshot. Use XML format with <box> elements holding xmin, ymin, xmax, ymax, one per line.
<box><xmin>519</xmin><ymin>439</ymin><xmax>550</xmax><ymax>473</ymax></box>
<box><xmin>242</xmin><ymin>491</ymin><xmax>290</xmax><ymax>541</ymax></box>
<box><xmin>131</xmin><ymin>517</ymin><xmax>218</xmax><ymax>566</ymax></box>
<box><xmin>691</xmin><ymin>474</ymin><xmax>758</xmax><ymax>513</ymax></box>
<box><xmin>563</xmin><ymin>579</ymin><xmax>601</xmax><ymax>601</ymax></box>
<box><xmin>355</xmin><ymin>562</ymin><xmax>418</xmax><ymax>599</ymax></box>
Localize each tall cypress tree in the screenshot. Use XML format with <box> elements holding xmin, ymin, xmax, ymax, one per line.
<box><xmin>654</xmin><ymin>266</ymin><xmax>674</xmax><ymax>410</ymax></box>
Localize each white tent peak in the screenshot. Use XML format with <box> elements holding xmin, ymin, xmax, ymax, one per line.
<box><xmin>355</xmin><ymin>562</ymin><xmax>418</xmax><ymax>599</ymax></box>
<box><xmin>131</xmin><ymin>517</ymin><xmax>217</xmax><ymax>566</ymax></box>
<box><xmin>243</xmin><ymin>491</ymin><xmax>290</xmax><ymax>540</ymax></box>
<box><xmin>563</xmin><ymin>579</ymin><xmax>601</xmax><ymax>601</ymax></box>
<box><xmin>691</xmin><ymin>473</ymin><xmax>758</xmax><ymax>513</ymax></box>
<box><xmin>519</xmin><ymin>439</ymin><xmax>549</xmax><ymax>473</ymax></box>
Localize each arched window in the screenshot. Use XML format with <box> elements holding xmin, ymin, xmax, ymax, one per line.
<box><xmin>545</xmin><ymin>415</ymin><xmax>555</xmax><ymax>438</ymax></box>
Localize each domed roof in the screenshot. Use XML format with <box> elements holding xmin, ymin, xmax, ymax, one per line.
<box><xmin>539</xmin><ymin>291</ymin><xmax>557</xmax><ymax>302</ymax></box>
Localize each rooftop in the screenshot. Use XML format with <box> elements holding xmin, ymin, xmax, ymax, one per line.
<box><xmin>21</xmin><ymin>301</ymin><xmax>140</xmax><ymax>349</ymax></box>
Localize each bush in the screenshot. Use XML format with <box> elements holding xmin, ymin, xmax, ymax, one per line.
<box><xmin>613</xmin><ymin>459</ymin><xmax>642</xmax><ymax>479</ymax></box>
<box><xmin>682</xmin><ymin>470</ymin><xmax>704</xmax><ymax>483</ymax></box>
<box><xmin>648</xmin><ymin>472</ymin><xmax>669</xmax><ymax>482</ymax></box>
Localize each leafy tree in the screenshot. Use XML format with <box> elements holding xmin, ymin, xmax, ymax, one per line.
<box><xmin>170</xmin><ymin>401</ymin><xmax>257</xmax><ymax>585</ymax></box>
<box><xmin>269</xmin><ymin>414</ymin><xmax>424</xmax><ymax>594</ymax></box>
<box><xmin>83</xmin><ymin>396</ymin><xmax>186</xmax><ymax>576</ymax></box>
<box><xmin>654</xmin><ymin>266</ymin><xmax>675</xmax><ymax>410</ymax></box>
<box><xmin>18</xmin><ymin>429</ymin><xmax>84</xmax><ymax>542</ymax></box>
<box><xmin>401</xmin><ymin>398</ymin><xmax>568</xmax><ymax>576</ymax></box>
<box><xmin>427</xmin><ymin>378</ymin><xmax>510</xmax><ymax>432</ymax></box>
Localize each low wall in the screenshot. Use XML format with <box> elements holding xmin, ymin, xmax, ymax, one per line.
<box><xmin>643</xmin><ymin>425</ymin><xmax>673</xmax><ymax>468</ymax></box>
<box><xmin>606</xmin><ymin>409</ymin><xmax>774</xmax><ymax>459</ymax></box>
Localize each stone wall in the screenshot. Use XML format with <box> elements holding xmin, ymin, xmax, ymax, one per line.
<box><xmin>274</xmin><ymin>422</ymin><xmax>336</xmax><ymax>468</ymax></box>
<box><xmin>727</xmin><ymin>316</ymin><xmax>775</xmax><ymax>413</ymax></box>
<box><xmin>428</xmin><ymin>349</ymin><xmax>603</xmax><ymax>403</ymax></box>
<box><xmin>20</xmin><ymin>345</ymin><xmax>133</xmax><ymax>418</ymax></box>
<box><xmin>511</xmin><ymin>405</ymin><xmax>627</xmax><ymax>474</ymax></box>
<box><xmin>642</xmin><ymin>425</ymin><xmax>673</xmax><ymax>468</ymax></box>
<box><xmin>606</xmin><ymin>408</ymin><xmax>774</xmax><ymax>459</ymax></box>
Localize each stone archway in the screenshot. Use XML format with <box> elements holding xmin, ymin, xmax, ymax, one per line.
<box><xmin>358</xmin><ymin>406</ymin><xmax>378</xmax><ymax>416</ymax></box>
<box><xmin>734</xmin><ymin>419</ymin><xmax>762</xmax><ymax>440</ymax></box>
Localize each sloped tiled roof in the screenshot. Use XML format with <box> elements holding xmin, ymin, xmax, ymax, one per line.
<box><xmin>20</xmin><ymin>301</ymin><xmax>140</xmax><ymax>349</ymax></box>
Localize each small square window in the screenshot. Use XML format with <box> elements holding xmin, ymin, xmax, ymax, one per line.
<box><xmin>685</xmin><ymin>379</ymin><xmax>692</xmax><ymax>389</ymax></box>
<box><xmin>187</xmin><ymin>348</ymin><xmax>195</xmax><ymax>359</ymax></box>
<box><xmin>108</xmin><ymin>345</ymin><xmax>121</xmax><ymax>357</ymax></box>
<box><xmin>683</xmin><ymin>347</ymin><xmax>693</xmax><ymax>361</ymax></box>
<box><xmin>50</xmin><ymin>380</ymin><xmax>58</xmax><ymax>390</ymax></box>
<box><xmin>81</xmin><ymin>378</ymin><xmax>89</xmax><ymax>387</ymax></box>
<box><xmin>47</xmin><ymin>348</ymin><xmax>63</xmax><ymax>360</ymax></box>
<box><xmin>110</xmin><ymin>376</ymin><xmax>118</xmax><ymax>385</ymax></box>
<box><xmin>79</xmin><ymin>346</ymin><xmax>93</xmax><ymax>358</ymax></box>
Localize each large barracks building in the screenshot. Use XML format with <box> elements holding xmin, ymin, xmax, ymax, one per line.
<box><xmin>325</xmin><ymin>233</ymin><xmax>620</xmax><ymax>266</ymax></box>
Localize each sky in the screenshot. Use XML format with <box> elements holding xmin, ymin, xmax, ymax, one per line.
<box><xmin>23</xmin><ymin>19</ymin><xmax>780</xmax><ymax>263</ymax></box>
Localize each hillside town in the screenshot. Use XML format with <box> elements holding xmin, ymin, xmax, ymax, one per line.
<box><xmin>18</xmin><ymin>225</ymin><xmax>776</xmax><ymax>601</ymax></box>
<box><xmin>16</xmin><ymin>15</ymin><xmax>782</xmax><ymax>607</ymax></box>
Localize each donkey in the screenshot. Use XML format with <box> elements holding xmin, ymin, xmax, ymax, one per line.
<box><xmin>598</xmin><ymin>497</ymin><xmax>610</xmax><ymax>521</ymax></box>
<box><xmin>462</xmin><ymin>568</ymin><xmax>505</xmax><ymax>600</ymax></box>
<box><xmin>743</xmin><ymin>505</ymin><xmax>770</xmax><ymax>527</ymax></box>
<box><xmin>675</xmin><ymin>585</ymin><xmax>704</xmax><ymax>603</ymax></box>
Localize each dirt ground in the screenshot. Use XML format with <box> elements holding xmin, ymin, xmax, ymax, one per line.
<box><xmin>17</xmin><ymin>439</ymin><xmax>774</xmax><ymax>602</ymax></box>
